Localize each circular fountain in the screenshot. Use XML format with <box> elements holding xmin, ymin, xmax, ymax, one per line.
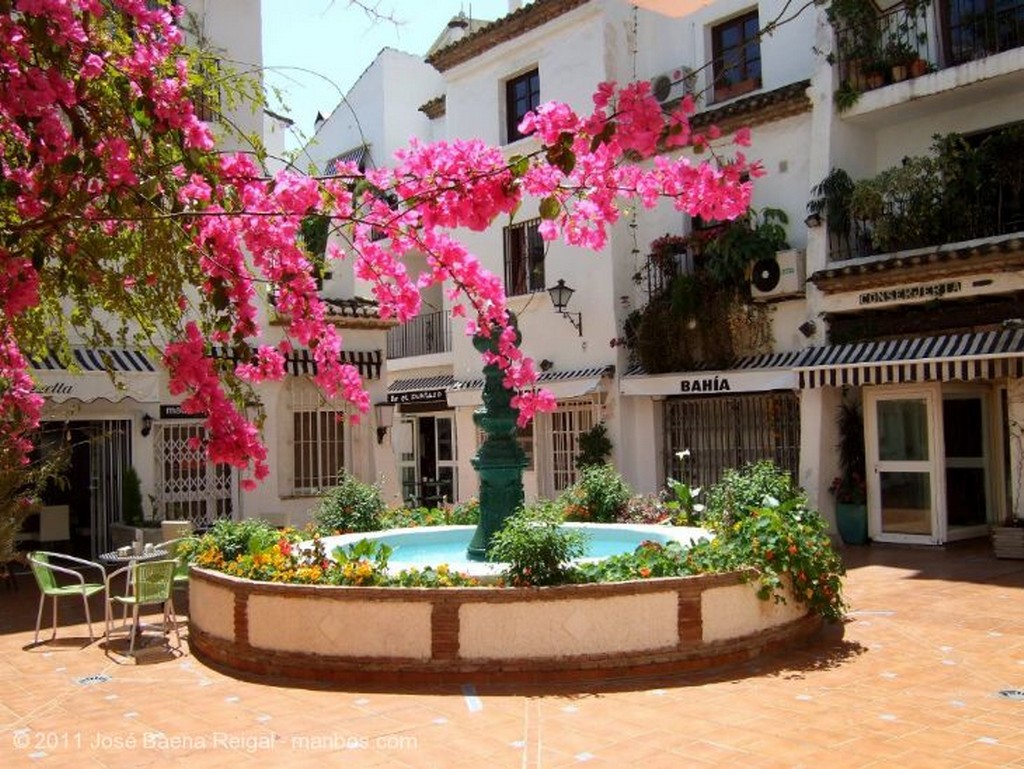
<box><xmin>188</xmin><ymin>322</ymin><xmax>820</xmax><ymax>686</ymax></box>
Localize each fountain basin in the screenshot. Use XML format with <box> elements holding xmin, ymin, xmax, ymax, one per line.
<box><xmin>320</xmin><ymin>523</ymin><xmax>710</xmax><ymax>579</ymax></box>
<box><xmin>189</xmin><ymin>521</ymin><xmax>821</xmax><ymax>687</ymax></box>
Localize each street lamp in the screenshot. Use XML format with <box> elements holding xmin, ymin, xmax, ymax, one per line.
<box><xmin>547</xmin><ymin>279</ymin><xmax>582</xmax><ymax>336</ymax></box>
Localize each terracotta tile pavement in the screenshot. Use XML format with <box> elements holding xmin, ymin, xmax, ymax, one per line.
<box><xmin>2</xmin><ymin>540</ymin><xmax>1024</xmax><ymax>767</ymax></box>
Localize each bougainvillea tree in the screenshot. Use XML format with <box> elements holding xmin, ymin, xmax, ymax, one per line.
<box><xmin>0</xmin><ymin>0</ymin><xmax>758</xmax><ymax>532</ymax></box>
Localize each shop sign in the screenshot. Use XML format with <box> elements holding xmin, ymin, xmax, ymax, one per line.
<box><xmin>680</xmin><ymin>376</ymin><xmax>731</xmax><ymax>393</ymax></box>
<box><xmin>388</xmin><ymin>389</ymin><xmax>447</xmax><ymax>405</ymax></box>
<box><xmin>858</xmin><ymin>281</ymin><xmax>962</xmax><ymax>306</ymax></box>
<box><xmin>160</xmin><ymin>404</ymin><xmax>204</xmax><ymax>419</ymax></box>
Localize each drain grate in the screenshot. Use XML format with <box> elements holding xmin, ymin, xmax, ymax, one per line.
<box><xmin>997</xmin><ymin>689</ymin><xmax>1024</xmax><ymax>700</ymax></box>
<box><xmin>75</xmin><ymin>673</ymin><xmax>111</xmax><ymax>686</ymax></box>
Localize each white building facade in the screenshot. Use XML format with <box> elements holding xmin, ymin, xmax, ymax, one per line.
<box><xmin>382</xmin><ymin>0</ymin><xmax>1024</xmax><ymax>546</ymax></box>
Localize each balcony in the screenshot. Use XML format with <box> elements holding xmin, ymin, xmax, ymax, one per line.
<box><xmin>817</xmin><ymin>124</ymin><xmax>1024</xmax><ymax>262</ymax></box>
<box><xmin>832</xmin><ymin>0</ymin><xmax>1024</xmax><ymax>106</ymax></box>
<box><xmin>386</xmin><ymin>311</ymin><xmax>451</xmax><ymax>360</ymax></box>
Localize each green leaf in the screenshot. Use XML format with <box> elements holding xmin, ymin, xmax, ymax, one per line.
<box><xmin>539</xmin><ymin>196</ymin><xmax>560</xmax><ymax>220</ymax></box>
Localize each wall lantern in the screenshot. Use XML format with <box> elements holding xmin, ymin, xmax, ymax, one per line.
<box><xmin>374</xmin><ymin>402</ymin><xmax>396</xmax><ymax>445</ymax></box>
<box><xmin>546</xmin><ymin>279</ymin><xmax>583</xmax><ymax>336</ymax></box>
<box><xmin>140</xmin><ymin>413</ymin><xmax>153</xmax><ymax>437</ymax></box>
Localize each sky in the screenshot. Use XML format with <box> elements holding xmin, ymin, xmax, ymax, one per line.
<box><xmin>261</xmin><ymin>0</ymin><xmax>513</xmax><ymax>150</ymax></box>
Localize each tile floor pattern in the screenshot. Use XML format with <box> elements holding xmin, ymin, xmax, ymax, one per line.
<box><xmin>2</xmin><ymin>541</ymin><xmax>1024</xmax><ymax>767</ymax></box>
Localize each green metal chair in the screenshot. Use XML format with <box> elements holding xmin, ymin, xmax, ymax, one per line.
<box><xmin>158</xmin><ymin>538</ymin><xmax>191</xmax><ymax>588</ymax></box>
<box><xmin>27</xmin><ymin>551</ymin><xmax>107</xmax><ymax>645</ymax></box>
<box><xmin>104</xmin><ymin>559</ymin><xmax>180</xmax><ymax>656</ymax></box>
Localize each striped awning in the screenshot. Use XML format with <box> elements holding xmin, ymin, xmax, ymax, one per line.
<box><xmin>796</xmin><ymin>329</ymin><xmax>1024</xmax><ymax>389</ymax></box>
<box><xmin>447</xmin><ymin>366</ymin><xmax>614</xmax><ymax>406</ymax></box>
<box><xmin>622</xmin><ymin>351</ymin><xmax>803</xmax><ymax>396</ymax></box>
<box><xmin>211</xmin><ymin>347</ymin><xmax>383</xmax><ymax>380</ymax></box>
<box><xmin>30</xmin><ymin>348</ymin><xmax>159</xmax><ymax>403</ymax></box>
<box><xmin>387</xmin><ymin>374</ymin><xmax>455</xmax><ymax>405</ymax></box>
<box><xmin>31</xmin><ymin>348</ymin><xmax>155</xmax><ymax>373</ymax></box>
<box><xmin>284</xmin><ymin>349</ymin><xmax>382</xmax><ymax>380</ymax></box>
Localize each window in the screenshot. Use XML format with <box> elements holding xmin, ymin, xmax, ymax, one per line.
<box><xmin>536</xmin><ymin>399</ymin><xmax>598</xmax><ymax>496</ymax></box>
<box><xmin>503</xmin><ymin>218</ymin><xmax>545</xmax><ymax>296</ymax></box>
<box><xmin>664</xmin><ymin>392</ymin><xmax>799</xmax><ymax>492</ymax></box>
<box><xmin>505</xmin><ymin>68</ymin><xmax>540</xmax><ymax>143</ymax></box>
<box><xmin>291</xmin><ymin>381</ymin><xmax>346</xmax><ymax>494</ymax></box>
<box><xmin>712</xmin><ymin>10</ymin><xmax>761</xmax><ymax>102</ymax></box>
<box><xmin>192</xmin><ymin>57</ymin><xmax>221</xmax><ymax>123</ymax></box>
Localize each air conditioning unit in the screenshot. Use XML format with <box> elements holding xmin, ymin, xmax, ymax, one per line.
<box><xmin>650</xmin><ymin>66</ymin><xmax>695</xmax><ymax>107</ymax></box>
<box><xmin>750</xmin><ymin>249</ymin><xmax>806</xmax><ymax>301</ymax></box>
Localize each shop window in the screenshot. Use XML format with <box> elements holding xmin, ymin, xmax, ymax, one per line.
<box><xmin>506</xmin><ymin>68</ymin><xmax>540</xmax><ymax>143</ymax></box>
<box><xmin>711</xmin><ymin>10</ymin><xmax>761</xmax><ymax>102</ymax></box>
<box><xmin>291</xmin><ymin>381</ymin><xmax>346</xmax><ymax>494</ymax></box>
<box><xmin>503</xmin><ymin>218</ymin><xmax>545</xmax><ymax>296</ymax></box>
<box><xmin>664</xmin><ymin>392</ymin><xmax>799</xmax><ymax>490</ymax></box>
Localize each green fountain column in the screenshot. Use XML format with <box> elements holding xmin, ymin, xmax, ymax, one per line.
<box><xmin>466</xmin><ymin>323</ymin><xmax>528</xmax><ymax>561</ymax></box>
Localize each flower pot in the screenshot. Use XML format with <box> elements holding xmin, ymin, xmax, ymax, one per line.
<box><xmin>836</xmin><ymin>502</ymin><xmax>868</xmax><ymax>545</ymax></box>
<box><xmin>909</xmin><ymin>58</ymin><xmax>928</xmax><ymax>78</ymax></box>
<box><xmin>891</xmin><ymin>64</ymin><xmax>908</xmax><ymax>82</ymax></box>
<box><xmin>865</xmin><ymin>72</ymin><xmax>886</xmax><ymax>90</ymax></box>
<box><xmin>992</xmin><ymin>525</ymin><xmax>1024</xmax><ymax>559</ymax></box>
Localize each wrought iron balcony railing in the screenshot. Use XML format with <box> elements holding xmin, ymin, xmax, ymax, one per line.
<box><xmin>386</xmin><ymin>310</ymin><xmax>451</xmax><ymax>359</ymax></box>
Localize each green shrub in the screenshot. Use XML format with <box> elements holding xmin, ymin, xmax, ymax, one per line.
<box><xmin>388</xmin><ymin>565</ymin><xmax>479</xmax><ymax>587</ymax></box>
<box><xmin>575</xmin><ymin>422</ymin><xmax>613</xmax><ymax>467</ymax></box>
<box><xmin>197</xmin><ymin>518</ymin><xmax>283</xmax><ymax>562</ymax></box>
<box><xmin>576</xmin><ymin>539</ymin><xmax>694</xmax><ymax>583</ymax></box>
<box><xmin>312</xmin><ymin>472</ymin><xmax>385</xmax><ymax>534</ymax></box>
<box><xmin>560</xmin><ymin>464</ymin><xmax>632</xmax><ymax>523</ymax></box>
<box><xmin>122</xmin><ymin>466</ymin><xmax>144</xmax><ymax>526</ymax></box>
<box><xmin>378</xmin><ymin>498</ymin><xmax>480</xmax><ymax>529</ymax></box>
<box><xmin>687</xmin><ymin>497</ymin><xmax>846</xmax><ymax>621</ymax></box>
<box><xmin>327</xmin><ymin>538</ymin><xmax>392</xmax><ymax>586</ymax></box>
<box><xmin>702</xmin><ymin>461</ymin><xmax>803</xmax><ymax>529</ymax></box>
<box><xmin>489</xmin><ymin>504</ymin><xmax>588</xmax><ymax>586</ymax></box>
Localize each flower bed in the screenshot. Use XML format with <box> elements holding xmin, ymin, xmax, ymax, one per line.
<box><xmin>188</xmin><ymin>566</ymin><xmax>821</xmax><ymax>687</ymax></box>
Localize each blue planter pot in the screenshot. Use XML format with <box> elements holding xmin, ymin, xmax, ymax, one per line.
<box><xmin>836</xmin><ymin>502</ymin><xmax>868</xmax><ymax>545</ymax></box>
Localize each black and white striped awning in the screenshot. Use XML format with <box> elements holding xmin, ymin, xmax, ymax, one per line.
<box><xmin>283</xmin><ymin>348</ymin><xmax>382</xmax><ymax>380</ymax></box>
<box><xmin>796</xmin><ymin>329</ymin><xmax>1024</xmax><ymax>389</ymax></box>
<box><xmin>622</xmin><ymin>352</ymin><xmax>803</xmax><ymax>396</ymax></box>
<box><xmin>447</xmin><ymin>366</ymin><xmax>614</xmax><ymax>406</ymax></box>
<box><xmin>211</xmin><ymin>347</ymin><xmax>383</xmax><ymax>380</ymax></box>
<box><xmin>30</xmin><ymin>347</ymin><xmax>159</xmax><ymax>403</ymax></box>
<box><xmin>387</xmin><ymin>374</ymin><xmax>455</xmax><ymax>404</ymax></box>
<box><xmin>31</xmin><ymin>347</ymin><xmax>155</xmax><ymax>372</ymax></box>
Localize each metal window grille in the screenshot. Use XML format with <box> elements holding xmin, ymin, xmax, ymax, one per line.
<box><xmin>664</xmin><ymin>392</ymin><xmax>800</xmax><ymax>491</ymax></box>
<box><xmin>548</xmin><ymin>400</ymin><xmax>596</xmax><ymax>493</ymax></box>
<box><xmin>155</xmin><ymin>423</ymin><xmax>235</xmax><ymax>528</ymax></box>
<box><xmin>292</xmin><ymin>381</ymin><xmax>347</xmax><ymax>494</ymax></box>
<box><xmin>503</xmin><ymin>218</ymin><xmax>545</xmax><ymax>296</ymax></box>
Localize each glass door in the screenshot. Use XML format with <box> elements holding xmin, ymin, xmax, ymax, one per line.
<box><xmin>865</xmin><ymin>387</ymin><xmax>943</xmax><ymax>544</ymax></box>
<box><xmin>942</xmin><ymin>391</ymin><xmax>991</xmax><ymax>540</ymax></box>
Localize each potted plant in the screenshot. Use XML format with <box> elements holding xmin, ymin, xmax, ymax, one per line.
<box><xmin>831</xmin><ymin>400</ymin><xmax>868</xmax><ymax>545</ymax></box>
<box><xmin>884</xmin><ymin>38</ymin><xmax>917</xmax><ymax>82</ymax></box>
